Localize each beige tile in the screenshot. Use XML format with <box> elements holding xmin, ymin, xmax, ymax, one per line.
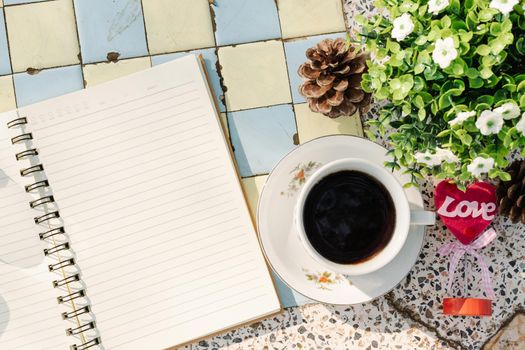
<box><xmin>82</xmin><ymin>57</ymin><xmax>151</xmax><ymax>87</ymax></box>
<box><xmin>5</xmin><ymin>0</ymin><xmax>80</xmax><ymax>72</ymax></box>
<box><xmin>219</xmin><ymin>112</ymin><xmax>229</xmax><ymax>138</ymax></box>
<box><xmin>0</xmin><ymin>75</ymin><xmax>15</xmax><ymax>112</ymax></box>
<box><xmin>277</xmin><ymin>0</ymin><xmax>346</xmax><ymax>39</ymax></box>
<box><xmin>294</xmin><ymin>103</ymin><xmax>363</xmax><ymax>143</ymax></box>
<box><xmin>218</xmin><ymin>40</ymin><xmax>291</xmax><ymax>111</ymax></box>
<box><xmin>0</xmin><ymin>0</ymin><xmax>3</xmax><ymax>7</ymax></box>
<box><xmin>142</xmin><ymin>0</ymin><xmax>215</xmax><ymax>54</ymax></box>
<box><xmin>241</xmin><ymin>175</ymin><xmax>268</xmax><ymax>220</ymax></box>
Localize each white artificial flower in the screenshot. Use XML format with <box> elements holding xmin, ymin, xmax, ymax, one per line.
<box><xmin>475</xmin><ymin>110</ymin><xmax>504</xmax><ymax>135</ymax></box>
<box><xmin>448</xmin><ymin>111</ymin><xmax>476</xmax><ymax>126</ymax></box>
<box><xmin>432</xmin><ymin>37</ymin><xmax>457</xmax><ymax>69</ymax></box>
<box><xmin>428</xmin><ymin>0</ymin><xmax>449</xmax><ymax>14</ymax></box>
<box><xmin>467</xmin><ymin>157</ymin><xmax>495</xmax><ymax>177</ymax></box>
<box><xmin>516</xmin><ymin>113</ymin><xmax>525</xmax><ymax>135</ymax></box>
<box><xmin>494</xmin><ymin>102</ymin><xmax>521</xmax><ymax>120</ymax></box>
<box><xmin>435</xmin><ymin>147</ymin><xmax>459</xmax><ymax>163</ymax></box>
<box><xmin>414</xmin><ymin>151</ymin><xmax>441</xmax><ymax>167</ymax></box>
<box><xmin>489</xmin><ymin>0</ymin><xmax>519</xmax><ymax>15</ymax></box>
<box><xmin>391</xmin><ymin>13</ymin><xmax>414</xmax><ymax>41</ymax></box>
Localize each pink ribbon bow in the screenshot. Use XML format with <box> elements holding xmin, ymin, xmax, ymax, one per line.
<box><xmin>438</xmin><ymin>228</ymin><xmax>497</xmax><ymax>300</ymax></box>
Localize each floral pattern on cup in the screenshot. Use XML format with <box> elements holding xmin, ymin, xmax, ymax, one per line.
<box><xmin>280</xmin><ymin>161</ymin><xmax>321</xmax><ymax>196</ymax></box>
<box><xmin>302</xmin><ymin>268</ymin><xmax>351</xmax><ymax>290</ymax></box>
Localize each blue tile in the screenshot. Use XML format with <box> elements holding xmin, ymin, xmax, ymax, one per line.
<box><xmin>272</xmin><ymin>272</ymin><xmax>313</xmax><ymax>308</ymax></box>
<box><xmin>13</xmin><ymin>65</ymin><xmax>84</xmax><ymax>107</ymax></box>
<box><xmin>152</xmin><ymin>48</ymin><xmax>225</xmax><ymax>112</ymax></box>
<box><xmin>228</xmin><ymin>104</ymin><xmax>297</xmax><ymax>177</ymax></box>
<box><xmin>284</xmin><ymin>33</ymin><xmax>346</xmax><ymax>104</ymax></box>
<box><xmin>74</xmin><ymin>0</ymin><xmax>148</xmax><ymax>64</ymax></box>
<box><xmin>212</xmin><ymin>0</ymin><xmax>280</xmax><ymax>46</ymax></box>
<box><xmin>0</xmin><ymin>9</ymin><xmax>11</xmax><ymax>75</ymax></box>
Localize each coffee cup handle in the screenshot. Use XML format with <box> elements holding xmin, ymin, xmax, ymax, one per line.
<box><xmin>410</xmin><ymin>210</ymin><xmax>435</xmax><ymax>226</ymax></box>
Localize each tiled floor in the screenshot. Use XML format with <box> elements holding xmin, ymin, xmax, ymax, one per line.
<box><xmin>0</xmin><ymin>0</ymin><xmax>359</xmax><ymax>179</ymax></box>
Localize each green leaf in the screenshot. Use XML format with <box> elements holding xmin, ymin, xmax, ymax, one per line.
<box><xmin>466</xmin><ymin>68</ymin><xmax>479</xmax><ymax>79</ymax></box>
<box><xmin>499</xmin><ymin>171</ymin><xmax>512</xmax><ymax>181</ymax></box>
<box><xmin>476</xmin><ymin>95</ymin><xmax>494</xmax><ymax>105</ymax></box>
<box><xmin>501</xmin><ymin>19</ymin><xmax>513</xmax><ymax>33</ymax></box>
<box><xmin>391</xmin><ymin>75</ymin><xmax>414</xmax><ymax>100</ymax></box>
<box><xmin>516</xmin><ymin>37</ymin><xmax>525</xmax><ymax>55</ymax></box>
<box><xmin>437</xmin><ymin>130</ymin><xmax>451</xmax><ymax>137</ymax></box>
<box><xmin>490</xmin><ymin>23</ymin><xmax>502</xmax><ymax>36</ymax></box>
<box><xmin>460</xmin><ymin>133</ymin><xmax>473</xmax><ymax>146</ymax></box>
<box><xmin>441</xmin><ymin>16</ymin><xmax>452</xmax><ymax>29</ymax></box>
<box><xmin>413</xmin><ymin>95</ymin><xmax>425</xmax><ymax>109</ymax></box>
<box><xmin>480</xmin><ymin>66</ymin><xmax>493</xmax><ymax>79</ymax></box>
<box><xmin>464</xmin><ymin>0</ymin><xmax>475</xmax><ymax>9</ymax></box>
<box><xmin>490</xmin><ymin>40</ymin><xmax>506</xmax><ymax>54</ymax></box>
<box><xmin>418</xmin><ymin>108</ymin><xmax>426</xmax><ymax>121</ymax></box>
<box><xmin>459</xmin><ymin>31</ymin><xmax>473</xmax><ymax>42</ymax></box>
<box><xmin>478</xmin><ymin>9</ymin><xmax>497</xmax><ymax>22</ymax></box>
<box><xmin>476</xmin><ymin>45</ymin><xmax>491</xmax><ymax>56</ymax></box>
<box><xmin>449</xmin><ymin>0</ymin><xmax>461</xmax><ymax>15</ymax></box>
<box><xmin>413</xmin><ymin>76</ymin><xmax>426</xmax><ymax>91</ymax></box>
<box><xmin>452</xmin><ymin>63</ymin><xmax>464</xmax><ymax>76</ymax></box>
<box><xmin>466</xmin><ymin>11</ymin><xmax>478</xmax><ymax>30</ymax></box>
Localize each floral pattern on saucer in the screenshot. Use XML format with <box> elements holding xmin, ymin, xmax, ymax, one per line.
<box><xmin>303</xmin><ymin>268</ymin><xmax>351</xmax><ymax>290</ymax></box>
<box><xmin>280</xmin><ymin>161</ymin><xmax>321</xmax><ymax>196</ymax></box>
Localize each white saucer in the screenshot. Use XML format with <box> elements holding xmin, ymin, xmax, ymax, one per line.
<box><xmin>257</xmin><ymin>135</ymin><xmax>427</xmax><ymax>305</ymax></box>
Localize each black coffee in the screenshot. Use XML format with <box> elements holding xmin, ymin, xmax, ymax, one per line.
<box><xmin>303</xmin><ymin>170</ymin><xmax>395</xmax><ymax>264</ymax></box>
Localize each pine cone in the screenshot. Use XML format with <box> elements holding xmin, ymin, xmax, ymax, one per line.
<box><xmin>496</xmin><ymin>159</ymin><xmax>525</xmax><ymax>224</ymax></box>
<box><xmin>298</xmin><ymin>38</ymin><xmax>371</xmax><ymax>118</ymax></box>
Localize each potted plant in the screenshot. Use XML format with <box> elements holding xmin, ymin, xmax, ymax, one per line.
<box><xmin>358</xmin><ymin>0</ymin><xmax>525</xmax><ymax>190</ymax></box>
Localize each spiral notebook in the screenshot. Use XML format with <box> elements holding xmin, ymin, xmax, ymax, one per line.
<box><xmin>0</xmin><ymin>55</ymin><xmax>281</xmax><ymax>350</ymax></box>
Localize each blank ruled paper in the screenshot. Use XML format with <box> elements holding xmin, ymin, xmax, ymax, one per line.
<box><xmin>0</xmin><ymin>112</ymin><xmax>70</xmax><ymax>350</ymax></box>
<box><xmin>19</xmin><ymin>55</ymin><xmax>280</xmax><ymax>349</ymax></box>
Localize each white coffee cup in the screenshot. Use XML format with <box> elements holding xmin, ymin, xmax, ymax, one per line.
<box><xmin>295</xmin><ymin>158</ymin><xmax>435</xmax><ymax>276</ymax></box>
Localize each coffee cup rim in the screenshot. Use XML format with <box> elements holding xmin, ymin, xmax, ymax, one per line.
<box><xmin>294</xmin><ymin>157</ymin><xmax>410</xmax><ymax>276</ymax></box>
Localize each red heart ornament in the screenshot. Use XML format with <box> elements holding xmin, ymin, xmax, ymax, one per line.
<box><xmin>434</xmin><ymin>181</ymin><xmax>497</xmax><ymax>245</ymax></box>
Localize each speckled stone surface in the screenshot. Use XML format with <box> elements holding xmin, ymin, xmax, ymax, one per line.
<box><xmin>179</xmin><ymin>1</ymin><xmax>525</xmax><ymax>349</ymax></box>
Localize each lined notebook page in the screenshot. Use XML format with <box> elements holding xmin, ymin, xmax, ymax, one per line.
<box><xmin>0</xmin><ymin>112</ymin><xmax>70</xmax><ymax>350</ymax></box>
<box><xmin>21</xmin><ymin>55</ymin><xmax>280</xmax><ymax>349</ymax></box>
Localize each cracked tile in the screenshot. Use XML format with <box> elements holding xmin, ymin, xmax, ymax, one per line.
<box><xmin>228</xmin><ymin>104</ymin><xmax>297</xmax><ymax>177</ymax></box>
<box><xmin>277</xmin><ymin>0</ymin><xmax>346</xmax><ymax>39</ymax></box>
<box><xmin>0</xmin><ymin>9</ymin><xmax>11</xmax><ymax>75</ymax></box>
<box><xmin>0</xmin><ymin>75</ymin><xmax>15</xmax><ymax>112</ymax></box>
<box><xmin>179</xmin><ymin>299</ymin><xmax>451</xmax><ymax>349</ymax></box>
<box><xmin>74</xmin><ymin>0</ymin><xmax>149</xmax><ymax>64</ymax></box>
<box><xmin>82</xmin><ymin>57</ymin><xmax>151</xmax><ymax>87</ymax></box>
<box><xmin>240</xmin><ymin>175</ymin><xmax>268</xmax><ymax>220</ymax></box>
<box><xmin>13</xmin><ymin>65</ymin><xmax>83</xmax><ymax>107</ymax></box>
<box><xmin>483</xmin><ymin>313</ymin><xmax>525</xmax><ymax>350</ymax></box>
<box><xmin>5</xmin><ymin>0</ymin><xmax>80</xmax><ymax>72</ymax></box>
<box><xmin>142</xmin><ymin>0</ymin><xmax>215</xmax><ymax>54</ymax></box>
<box><xmin>294</xmin><ymin>103</ymin><xmax>363</xmax><ymax>143</ymax></box>
<box><xmin>151</xmin><ymin>48</ymin><xmax>225</xmax><ymax>112</ymax></box>
<box><xmin>218</xmin><ymin>40</ymin><xmax>291</xmax><ymax>111</ymax></box>
<box><xmin>212</xmin><ymin>0</ymin><xmax>281</xmax><ymax>46</ymax></box>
